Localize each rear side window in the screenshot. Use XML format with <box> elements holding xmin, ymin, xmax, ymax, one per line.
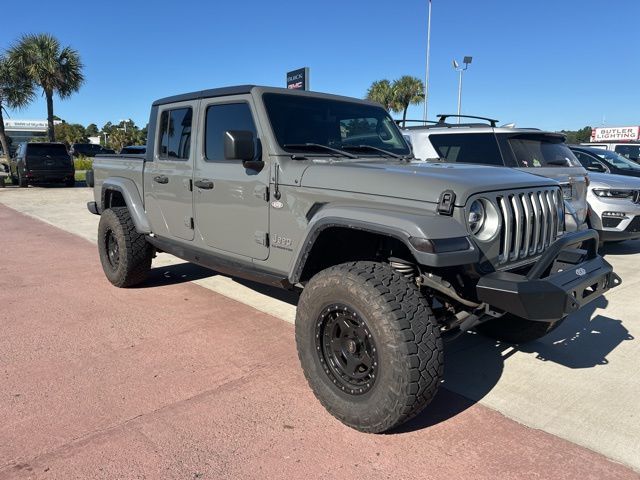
<box><xmin>204</xmin><ymin>103</ymin><xmax>257</xmax><ymax>161</ymax></box>
<box><xmin>508</xmin><ymin>136</ymin><xmax>579</xmax><ymax>168</ymax></box>
<box><xmin>158</xmin><ymin>107</ymin><xmax>192</xmax><ymax>159</ymax></box>
<box><xmin>27</xmin><ymin>144</ymin><xmax>68</xmax><ymax>156</ymax></box>
<box><xmin>429</xmin><ymin>133</ymin><xmax>504</xmax><ymax>166</ymax></box>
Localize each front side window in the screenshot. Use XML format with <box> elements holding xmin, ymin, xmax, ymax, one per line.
<box><xmin>429</xmin><ymin>133</ymin><xmax>504</xmax><ymax>166</ymax></box>
<box><xmin>574</xmin><ymin>151</ymin><xmax>606</xmax><ymax>170</ymax></box>
<box><xmin>158</xmin><ymin>107</ymin><xmax>192</xmax><ymax>159</ymax></box>
<box><xmin>204</xmin><ymin>103</ymin><xmax>257</xmax><ymax>161</ymax></box>
<box><xmin>263</xmin><ymin>93</ymin><xmax>410</xmax><ymax>156</ymax></box>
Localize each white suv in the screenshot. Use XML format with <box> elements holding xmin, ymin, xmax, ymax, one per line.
<box><xmin>402</xmin><ymin>115</ymin><xmax>589</xmax><ymax>232</ymax></box>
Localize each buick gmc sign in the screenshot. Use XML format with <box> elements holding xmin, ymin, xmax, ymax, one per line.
<box><xmin>286</xmin><ymin>67</ymin><xmax>309</xmax><ymax>90</ymax></box>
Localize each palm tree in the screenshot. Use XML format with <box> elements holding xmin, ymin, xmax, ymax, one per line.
<box><xmin>392</xmin><ymin>76</ymin><xmax>425</xmax><ymax>127</ymax></box>
<box><xmin>9</xmin><ymin>34</ymin><xmax>84</xmax><ymax>142</ymax></box>
<box><xmin>366</xmin><ymin>79</ymin><xmax>396</xmax><ymax>111</ymax></box>
<box><xmin>0</xmin><ymin>54</ymin><xmax>35</xmax><ymax>159</ymax></box>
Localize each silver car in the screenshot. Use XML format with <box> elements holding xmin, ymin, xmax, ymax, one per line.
<box><xmin>587</xmin><ymin>172</ymin><xmax>640</xmax><ymax>243</ymax></box>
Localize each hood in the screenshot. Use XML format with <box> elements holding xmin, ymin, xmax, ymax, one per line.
<box><xmin>299</xmin><ymin>160</ymin><xmax>558</xmax><ymax>205</ymax></box>
<box><xmin>588</xmin><ymin>172</ymin><xmax>640</xmax><ymax>190</ymax></box>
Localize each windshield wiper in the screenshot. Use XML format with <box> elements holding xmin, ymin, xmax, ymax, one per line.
<box><xmin>283</xmin><ymin>143</ymin><xmax>358</xmax><ymax>159</ymax></box>
<box><xmin>342</xmin><ymin>144</ymin><xmax>413</xmax><ymax>161</ymax></box>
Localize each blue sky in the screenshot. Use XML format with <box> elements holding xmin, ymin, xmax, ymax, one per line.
<box><xmin>2</xmin><ymin>0</ymin><xmax>638</xmax><ymax>131</ymax></box>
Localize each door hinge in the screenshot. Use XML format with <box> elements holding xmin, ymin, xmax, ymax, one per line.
<box><xmin>254</xmin><ymin>231</ymin><xmax>269</xmax><ymax>246</ymax></box>
<box><xmin>254</xmin><ymin>185</ymin><xmax>269</xmax><ymax>201</ymax></box>
<box><xmin>185</xmin><ymin>217</ymin><xmax>194</xmax><ymax>229</ymax></box>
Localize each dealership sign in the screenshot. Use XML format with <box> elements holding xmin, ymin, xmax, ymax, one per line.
<box><xmin>591</xmin><ymin>126</ymin><xmax>640</xmax><ymax>142</ymax></box>
<box><xmin>3</xmin><ymin>119</ymin><xmax>53</xmax><ymax>131</ymax></box>
<box><xmin>286</xmin><ymin>67</ymin><xmax>310</xmax><ymax>90</ymax></box>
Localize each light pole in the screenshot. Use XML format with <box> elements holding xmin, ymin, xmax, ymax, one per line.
<box><xmin>423</xmin><ymin>0</ymin><xmax>432</xmax><ymax>121</ymax></box>
<box><xmin>452</xmin><ymin>56</ymin><xmax>472</xmax><ymax>123</ymax></box>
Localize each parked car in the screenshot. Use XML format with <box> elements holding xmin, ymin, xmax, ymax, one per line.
<box><xmin>69</xmin><ymin>143</ymin><xmax>115</xmax><ymax>157</ymax></box>
<box><xmin>119</xmin><ymin>145</ymin><xmax>146</xmax><ymax>155</ymax></box>
<box><xmin>9</xmin><ymin>142</ymin><xmax>75</xmax><ymax>187</ymax></box>
<box><xmin>570</xmin><ymin>145</ymin><xmax>640</xmax><ymax>177</ymax></box>
<box><xmin>401</xmin><ymin>115</ymin><xmax>589</xmax><ymax>232</ymax></box>
<box><xmin>87</xmin><ymin>85</ymin><xmax>619</xmax><ymax>433</ymax></box>
<box><xmin>582</xmin><ymin>142</ymin><xmax>640</xmax><ymax>163</ymax></box>
<box><xmin>587</xmin><ymin>172</ymin><xmax>640</xmax><ymax>244</ymax></box>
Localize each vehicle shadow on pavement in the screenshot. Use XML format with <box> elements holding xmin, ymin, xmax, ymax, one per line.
<box><xmin>600</xmin><ymin>240</ymin><xmax>640</xmax><ymax>256</ymax></box>
<box><xmin>395</xmin><ymin>295</ymin><xmax>632</xmax><ymax>433</ymax></box>
<box><xmin>143</xmin><ymin>262</ymin><xmax>218</xmax><ymax>287</ymax></box>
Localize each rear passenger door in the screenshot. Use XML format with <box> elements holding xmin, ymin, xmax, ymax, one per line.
<box><xmin>193</xmin><ymin>95</ymin><xmax>270</xmax><ymax>260</ymax></box>
<box><xmin>144</xmin><ymin>101</ymin><xmax>196</xmax><ymax>241</ymax></box>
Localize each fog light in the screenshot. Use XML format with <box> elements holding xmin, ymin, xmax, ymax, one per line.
<box><xmin>602</xmin><ymin>211</ymin><xmax>627</xmax><ymax>218</ymax></box>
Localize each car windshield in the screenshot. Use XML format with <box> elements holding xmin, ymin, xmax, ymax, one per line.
<box><xmin>614</xmin><ymin>144</ymin><xmax>640</xmax><ymax>161</ymax></box>
<box><xmin>262</xmin><ymin>93</ymin><xmax>411</xmax><ymax>156</ymax></box>
<box><xmin>508</xmin><ymin>135</ymin><xmax>580</xmax><ymax>168</ymax></box>
<box><xmin>28</xmin><ymin>144</ymin><xmax>68</xmax><ymax>156</ymax></box>
<box><xmin>596</xmin><ymin>149</ymin><xmax>640</xmax><ymax>170</ymax></box>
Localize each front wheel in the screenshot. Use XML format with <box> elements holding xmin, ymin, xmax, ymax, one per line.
<box><xmin>98</xmin><ymin>207</ymin><xmax>153</xmax><ymax>287</ymax></box>
<box><xmin>296</xmin><ymin>261</ymin><xmax>443</xmax><ymax>433</ymax></box>
<box><xmin>475</xmin><ymin>314</ymin><xmax>564</xmax><ymax>344</ymax></box>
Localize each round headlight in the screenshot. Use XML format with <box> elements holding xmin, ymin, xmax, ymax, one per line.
<box><xmin>468</xmin><ymin>200</ymin><xmax>485</xmax><ymax>235</ymax></box>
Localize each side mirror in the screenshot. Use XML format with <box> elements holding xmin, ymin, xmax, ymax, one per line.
<box><xmin>224</xmin><ymin>130</ymin><xmax>255</xmax><ymax>161</ymax></box>
<box><xmin>587</xmin><ymin>164</ymin><xmax>606</xmax><ymax>173</ymax></box>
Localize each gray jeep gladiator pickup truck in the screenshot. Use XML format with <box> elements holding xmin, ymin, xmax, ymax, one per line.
<box><xmin>88</xmin><ymin>85</ymin><xmax>620</xmax><ymax>433</ymax></box>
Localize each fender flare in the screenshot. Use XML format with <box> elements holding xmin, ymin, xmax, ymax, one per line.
<box><xmin>101</xmin><ymin>177</ymin><xmax>151</xmax><ymax>234</ymax></box>
<box><xmin>288</xmin><ymin>205</ymin><xmax>478</xmax><ymax>283</ymax></box>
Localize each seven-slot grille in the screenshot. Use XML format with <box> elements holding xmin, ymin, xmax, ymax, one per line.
<box><xmin>495</xmin><ymin>187</ymin><xmax>563</xmax><ymax>265</ymax></box>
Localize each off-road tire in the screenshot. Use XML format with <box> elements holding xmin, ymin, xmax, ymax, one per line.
<box><xmin>98</xmin><ymin>207</ymin><xmax>153</xmax><ymax>287</ymax></box>
<box><xmin>18</xmin><ymin>171</ymin><xmax>27</xmax><ymax>188</ymax></box>
<box><xmin>295</xmin><ymin>261</ymin><xmax>443</xmax><ymax>433</ymax></box>
<box><xmin>475</xmin><ymin>314</ymin><xmax>564</xmax><ymax>344</ymax></box>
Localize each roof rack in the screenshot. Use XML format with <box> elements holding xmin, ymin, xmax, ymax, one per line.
<box><xmin>394</xmin><ymin>119</ymin><xmax>440</xmax><ymax>126</ymax></box>
<box><xmin>436</xmin><ymin>114</ymin><xmax>499</xmax><ymax>127</ymax></box>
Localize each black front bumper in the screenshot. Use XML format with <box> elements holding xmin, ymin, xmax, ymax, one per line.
<box><xmin>476</xmin><ymin>230</ymin><xmax>621</xmax><ymax>322</ymax></box>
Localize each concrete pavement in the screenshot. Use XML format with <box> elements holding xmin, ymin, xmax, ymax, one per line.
<box><xmin>1</xmin><ymin>204</ymin><xmax>637</xmax><ymax>479</ymax></box>
<box><xmin>1</xmin><ymin>185</ymin><xmax>639</xmax><ymax>474</ymax></box>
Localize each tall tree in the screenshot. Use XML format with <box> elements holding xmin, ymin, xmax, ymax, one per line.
<box><xmin>392</xmin><ymin>76</ymin><xmax>425</xmax><ymax>127</ymax></box>
<box><xmin>9</xmin><ymin>33</ymin><xmax>84</xmax><ymax>142</ymax></box>
<box><xmin>366</xmin><ymin>80</ymin><xmax>396</xmax><ymax>111</ymax></box>
<box><xmin>0</xmin><ymin>54</ymin><xmax>35</xmax><ymax>159</ymax></box>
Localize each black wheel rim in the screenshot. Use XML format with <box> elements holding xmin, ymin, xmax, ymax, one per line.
<box><xmin>105</xmin><ymin>230</ymin><xmax>120</xmax><ymax>269</ymax></box>
<box><xmin>315</xmin><ymin>304</ymin><xmax>378</xmax><ymax>395</ymax></box>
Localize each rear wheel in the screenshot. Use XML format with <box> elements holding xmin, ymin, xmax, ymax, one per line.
<box><xmin>18</xmin><ymin>170</ymin><xmax>27</xmax><ymax>188</ymax></box>
<box><xmin>65</xmin><ymin>177</ymin><xmax>75</xmax><ymax>187</ymax></box>
<box><xmin>475</xmin><ymin>314</ymin><xmax>563</xmax><ymax>344</ymax></box>
<box><xmin>296</xmin><ymin>261</ymin><xmax>443</xmax><ymax>433</ymax></box>
<box><xmin>98</xmin><ymin>207</ymin><xmax>153</xmax><ymax>287</ymax></box>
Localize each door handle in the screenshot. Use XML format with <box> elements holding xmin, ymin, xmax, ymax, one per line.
<box><xmin>153</xmin><ymin>175</ymin><xmax>169</xmax><ymax>184</ymax></box>
<box><xmin>194</xmin><ymin>179</ymin><xmax>214</xmax><ymax>190</ymax></box>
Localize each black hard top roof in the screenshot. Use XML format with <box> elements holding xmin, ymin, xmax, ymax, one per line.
<box><xmin>151</xmin><ymin>85</ymin><xmax>380</xmax><ymax>108</ymax></box>
<box><xmin>152</xmin><ymin>85</ymin><xmax>256</xmax><ymax>106</ymax></box>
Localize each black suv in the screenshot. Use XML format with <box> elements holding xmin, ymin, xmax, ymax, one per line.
<box><xmin>569</xmin><ymin>145</ymin><xmax>640</xmax><ymax>178</ymax></box>
<box><xmin>69</xmin><ymin>143</ymin><xmax>115</xmax><ymax>157</ymax></box>
<box><xmin>10</xmin><ymin>142</ymin><xmax>75</xmax><ymax>187</ymax></box>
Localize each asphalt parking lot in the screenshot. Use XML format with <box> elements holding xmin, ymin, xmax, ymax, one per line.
<box><xmin>1</xmin><ymin>185</ymin><xmax>639</xmax><ymax>478</ymax></box>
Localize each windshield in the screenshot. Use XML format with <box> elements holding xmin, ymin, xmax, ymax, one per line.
<box><xmin>508</xmin><ymin>135</ymin><xmax>580</xmax><ymax>168</ymax></box>
<box><xmin>263</xmin><ymin>93</ymin><xmax>410</xmax><ymax>156</ymax></box>
<box><xmin>596</xmin><ymin>149</ymin><xmax>640</xmax><ymax>170</ymax></box>
<box><xmin>614</xmin><ymin>144</ymin><xmax>640</xmax><ymax>161</ymax></box>
<box><xmin>28</xmin><ymin>144</ymin><xmax>68</xmax><ymax>157</ymax></box>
